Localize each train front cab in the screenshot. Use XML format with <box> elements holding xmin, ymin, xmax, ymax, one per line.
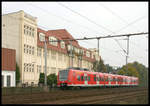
<box><xmin>57</xmin><ymin>69</ymin><xmax>70</xmax><ymax>88</ymax></box>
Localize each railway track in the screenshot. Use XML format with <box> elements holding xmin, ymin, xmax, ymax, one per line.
<box><xmin>2</xmin><ymin>87</ymin><xmax>148</xmax><ymax>104</ymax></box>
<box><xmin>39</xmin><ymin>88</ymin><xmax>147</xmax><ymax>104</ymax></box>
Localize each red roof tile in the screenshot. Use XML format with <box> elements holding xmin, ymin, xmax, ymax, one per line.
<box><xmin>37</xmin><ymin>28</ymin><xmax>96</xmax><ymax>62</ymax></box>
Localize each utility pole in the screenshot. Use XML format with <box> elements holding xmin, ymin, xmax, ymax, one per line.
<box><xmin>71</xmin><ymin>41</ymin><xmax>73</xmax><ymax>67</ymax></box>
<box><xmin>97</xmin><ymin>38</ymin><xmax>100</xmax><ymax>61</ymax></box>
<box><xmin>126</xmin><ymin>35</ymin><xmax>130</xmax><ymax>65</ymax></box>
<box><xmin>44</xmin><ymin>40</ymin><xmax>47</xmax><ymax>86</ymax></box>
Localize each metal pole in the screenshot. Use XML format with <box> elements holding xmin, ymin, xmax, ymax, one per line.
<box><xmin>97</xmin><ymin>38</ymin><xmax>100</xmax><ymax>61</ymax></box>
<box><xmin>70</xmin><ymin>41</ymin><xmax>73</xmax><ymax>67</ymax></box>
<box><xmin>44</xmin><ymin>40</ymin><xmax>47</xmax><ymax>86</ymax></box>
<box><xmin>126</xmin><ymin>36</ymin><xmax>130</xmax><ymax>65</ymax></box>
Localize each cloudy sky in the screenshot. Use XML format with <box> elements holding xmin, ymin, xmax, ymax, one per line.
<box><xmin>2</xmin><ymin>2</ymin><xmax>148</xmax><ymax>68</ymax></box>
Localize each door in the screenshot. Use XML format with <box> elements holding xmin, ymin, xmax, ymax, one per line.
<box><xmin>96</xmin><ymin>74</ymin><xmax>99</xmax><ymax>85</ymax></box>
<box><xmin>84</xmin><ymin>73</ymin><xmax>88</xmax><ymax>85</ymax></box>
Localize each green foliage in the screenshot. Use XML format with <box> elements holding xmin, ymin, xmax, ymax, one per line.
<box><xmin>93</xmin><ymin>59</ymin><xmax>107</xmax><ymax>73</ymax></box>
<box><xmin>117</xmin><ymin>63</ymin><xmax>139</xmax><ymax>77</ymax></box>
<box><xmin>16</xmin><ymin>63</ymin><xmax>20</xmax><ymax>84</ymax></box>
<box><xmin>39</xmin><ymin>73</ymin><xmax>45</xmax><ymax>84</ymax></box>
<box><xmin>47</xmin><ymin>74</ymin><xmax>57</xmax><ymax>87</ymax></box>
<box><xmin>117</xmin><ymin>69</ymin><xmax>126</xmax><ymax>75</ymax></box>
<box><xmin>39</xmin><ymin>73</ymin><xmax>57</xmax><ymax>87</ymax></box>
<box><xmin>117</xmin><ymin>61</ymin><xmax>148</xmax><ymax>87</ymax></box>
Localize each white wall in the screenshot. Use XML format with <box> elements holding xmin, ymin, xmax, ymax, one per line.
<box><xmin>2</xmin><ymin>70</ymin><xmax>16</xmax><ymax>87</ymax></box>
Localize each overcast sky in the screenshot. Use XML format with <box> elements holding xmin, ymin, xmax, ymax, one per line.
<box><xmin>2</xmin><ymin>2</ymin><xmax>148</xmax><ymax>68</ymax></box>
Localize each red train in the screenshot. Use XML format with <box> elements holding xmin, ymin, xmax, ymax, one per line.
<box><xmin>57</xmin><ymin>67</ymin><xmax>139</xmax><ymax>88</ymax></box>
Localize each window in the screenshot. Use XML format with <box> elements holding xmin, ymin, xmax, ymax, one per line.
<box><xmin>29</xmin><ymin>46</ymin><xmax>31</xmax><ymax>54</ymax></box>
<box><xmin>2</xmin><ymin>75</ymin><xmax>4</xmax><ymax>87</ymax></box>
<box><xmin>88</xmin><ymin>76</ymin><xmax>90</xmax><ymax>81</ymax></box>
<box><xmin>26</xmin><ymin>45</ymin><xmax>29</xmax><ymax>54</ymax></box>
<box><xmin>100</xmin><ymin>76</ymin><xmax>104</xmax><ymax>81</ymax></box>
<box><xmin>39</xmin><ymin>33</ymin><xmax>45</xmax><ymax>41</ymax></box>
<box><xmin>96</xmin><ymin>76</ymin><xmax>99</xmax><ymax>81</ymax></box>
<box><xmin>84</xmin><ymin>76</ymin><xmax>87</xmax><ymax>81</ymax></box>
<box><xmin>81</xmin><ymin>76</ymin><xmax>84</xmax><ymax>81</ymax></box>
<box><xmin>94</xmin><ymin>75</ymin><xmax>96</xmax><ymax>81</ymax></box>
<box><xmin>86</xmin><ymin>51</ymin><xmax>90</xmax><ymax>57</ymax></box>
<box><xmin>105</xmin><ymin>77</ymin><xmax>108</xmax><ymax>81</ymax></box>
<box><xmin>24</xmin><ymin>44</ymin><xmax>26</xmax><ymax>53</ymax></box>
<box><xmin>26</xmin><ymin>64</ymin><xmax>28</xmax><ymax>72</ymax></box>
<box><xmin>77</xmin><ymin>75</ymin><xmax>80</xmax><ymax>81</ymax></box>
<box><xmin>32</xmin><ymin>47</ymin><xmax>34</xmax><ymax>55</ymax></box>
<box><xmin>61</xmin><ymin>41</ymin><xmax>65</xmax><ymax>48</ymax></box>
<box><xmin>32</xmin><ymin>64</ymin><xmax>34</xmax><ymax>72</ymax></box>
<box><xmin>7</xmin><ymin>75</ymin><xmax>11</xmax><ymax>87</ymax></box>
<box><xmin>29</xmin><ymin>64</ymin><xmax>31</xmax><ymax>72</ymax></box>
<box><xmin>49</xmin><ymin>36</ymin><xmax>58</xmax><ymax>46</ymax></box>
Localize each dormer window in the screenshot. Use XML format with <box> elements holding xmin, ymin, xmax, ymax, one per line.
<box><xmin>60</xmin><ymin>41</ymin><xmax>65</xmax><ymax>48</ymax></box>
<box><xmin>86</xmin><ymin>51</ymin><xmax>90</xmax><ymax>57</ymax></box>
<box><xmin>49</xmin><ymin>36</ymin><xmax>58</xmax><ymax>46</ymax></box>
<box><xmin>39</xmin><ymin>33</ymin><xmax>45</xmax><ymax>41</ymax></box>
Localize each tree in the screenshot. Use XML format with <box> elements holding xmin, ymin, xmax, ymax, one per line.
<box><xmin>47</xmin><ymin>73</ymin><xmax>57</xmax><ymax>87</ymax></box>
<box><xmin>16</xmin><ymin>63</ymin><xmax>20</xmax><ymax>85</ymax></box>
<box><xmin>131</xmin><ymin>61</ymin><xmax>148</xmax><ymax>87</ymax></box>
<box><xmin>39</xmin><ymin>73</ymin><xmax>45</xmax><ymax>85</ymax></box>
<box><xmin>93</xmin><ymin>59</ymin><xmax>107</xmax><ymax>73</ymax></box>
<box><xmin>117</xmin><ymin>63</ymin><xmax>139</xmax><ymax>77</ymax></box>
<box><xmin>117</xmin><ymin>61</ymin><xmax>148</xmax><ymax>87</ymax></box>
<box><xmin>105</xmin><ymin>64</ymin><xmax>115</xmax><ymax>73</ymax></box>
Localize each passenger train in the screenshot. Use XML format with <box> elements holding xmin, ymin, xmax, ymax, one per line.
<box><xmin>57</xmin><ymin>67</ymin><xmax>139</xmax><ymax>88</ymax></box>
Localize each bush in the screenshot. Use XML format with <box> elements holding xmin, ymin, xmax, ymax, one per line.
<box><xmin>47</xmin><ymin>74</ymin><xmax>57</xmax><ymax>87</ymax></box>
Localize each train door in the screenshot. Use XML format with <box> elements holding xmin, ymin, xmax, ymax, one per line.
<box><xmin>108</xmin><ymin>75</ymin><xmax>111</xmax><ymax>86</ymax></box>
<box><xmin>84</xmin><ymin>73</ymin><xmax>88</xmax><ymax>85</ymax></box>
<box><xmin>96</xmin><ymin>74</ymin><xmax>99</xmax><ymax>85</ymax></box>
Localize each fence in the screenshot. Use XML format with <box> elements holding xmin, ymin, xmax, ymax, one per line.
<box><xmin>2</xmin><ymin>84</ymin><xmax>58</xmax><ymax>96</ymax></box>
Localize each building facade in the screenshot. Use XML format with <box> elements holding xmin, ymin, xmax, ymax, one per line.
<box><xmin>2</xmin><ymin>48</ymin><xmax>16</xmax><ymax>87</ymax></box>
<box><xmin>2</xmin><ymin>10</ymin><xmax>100</xmax><ymax>86</ymax></box>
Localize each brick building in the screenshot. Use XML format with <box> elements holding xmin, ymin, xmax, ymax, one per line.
<box><xmin>2</xmin><ymin>48</ymin><xmax>16</xmax><ymax>87</ymax></box>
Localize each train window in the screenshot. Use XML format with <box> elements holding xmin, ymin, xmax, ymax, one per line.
<box><xmin>100</xmin><ymin>76</ymin><xmax>104</xmax><ymax>81</ymax></box>
<box><xmin>77</xmin><ymin>75</ymin><xmax>80</xmax><ymax>81</ymax></box>
<box><xmin>88</xmin><ymin>76</ymin><xmax>90</xmax><ymax>81</ymax></box>
<box><xmin>105</xmin><ymin>77</ymin><xmax>108</xmax><ymax>81</ymax></box>
<box><xmin>108</xmin><ymin>77</ymin><xmax>112</xmax><ymax>81</ymax></box>
<box><xmin>59</xmin><ymin>70</ymin><xmax>69</xmax><ymax>81</ymax></box>
<box><xmin>84</xmin><ymin>76</ymin><xmax>87</xmax><ymax>81</ymax></box>
<box><xmin>81</xmin><ymin>76</ymin><xmax>84</xmax><ymax>81</ymax></box>
<box><xmin>94</xmin><ymin>75</ymin><xmax>96</xmax><ymax>81</ymax></box>
<box><xmin>96</xmin><ymin>76</ymin><xmax>99</xmax><ymax>81</ymax></box>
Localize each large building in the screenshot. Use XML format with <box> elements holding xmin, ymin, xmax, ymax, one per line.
<box><xmin>2</xmin><ymin>10</ymin><xmax>100</xmax><ymax>86</ymax></box>
<box><xmin>2</xmin><ymin>48</ymin><xmax>16</xmax><ymax>87</ymax></box>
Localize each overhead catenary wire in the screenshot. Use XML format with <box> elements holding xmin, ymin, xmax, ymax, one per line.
<box><xmin>2</xmin><ymin>4</ymin><xmax>148</xmax><ymax>66</ymax></box>
<box><xmin>47</xmin><ymin>32</ymin><xmax>148</xmax><ymax>42</ymax></box>
<box><xmin>57</xmin><ymin>2</ymin><xmax>142</xmax><ymax>57</ymax></box>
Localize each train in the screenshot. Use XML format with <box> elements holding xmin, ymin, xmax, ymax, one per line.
<box><xmin>57</xmin><ymin>67</ymin><xmax>139</xmax><ymax>88</ymax></box>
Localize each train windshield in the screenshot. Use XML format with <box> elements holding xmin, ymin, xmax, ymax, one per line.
<box><xmin>59</xmin><ymin>70</ymin><xmax>69</xmax><ymax>81</ymax></box>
